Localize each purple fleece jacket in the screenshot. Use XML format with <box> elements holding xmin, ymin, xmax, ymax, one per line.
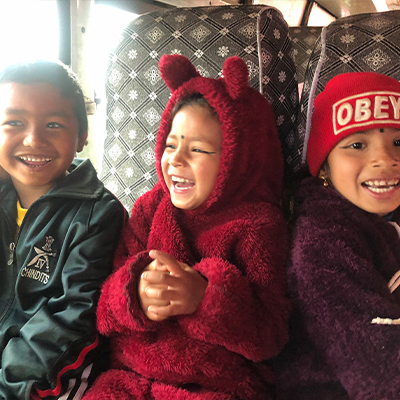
<box><xmin>275</xmin><ymin>177</ymin><xmax>400</xmax><ymax>400</ymax></box>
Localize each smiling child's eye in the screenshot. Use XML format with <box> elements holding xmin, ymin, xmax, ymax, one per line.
<box><xmin>4</xmin><ymin>120</ymin><xmax>23</xmax><ymax>127</ymax></box>
<box><xmin>349</xmin><ymin>142</ymin><xmax>364</xmax><ymax>149</ymax></box>
<box><xmin>192</xmin><ymin>148</ymin><xmax>215</xmax><ymax>154</ymax></box>
<box><xmin>394</xmin><ymin>139</ymin><xmax>400</xmax><ymax>147</ymax></box>
<box><xmin>47</xmin><ymin>122</ymin><xmax>62</xmax><ymax>128</ymax></box>
<box><xmin>165</xmin><ymin>143</ymin><xmax>176</xmax><ymax>150</ymax></box>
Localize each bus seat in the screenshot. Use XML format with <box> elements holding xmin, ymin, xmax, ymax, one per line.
<box><xmin>289</xmin><ymin>26</ymin><xmax>322</xmax><ymax>84</ymax></box>
<box><xmin>100</xmin><ymin>5</ymin><xmax>299</xmax><ymax>211</ymax></box>
<box><xmin>299</xmin><ymin>10</ymin><xmax>400</xmax><ymax>169</ymax></box>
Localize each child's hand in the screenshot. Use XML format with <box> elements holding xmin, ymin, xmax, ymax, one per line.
<box><xmin>138</xmin><ymin>259</ymin><xmax>170</xmax><ymax>320</ymax></box>
<box><xmin>139</xmin><ymin>250</ymin><xmax>208</xmax><ymax>321</ymax></box>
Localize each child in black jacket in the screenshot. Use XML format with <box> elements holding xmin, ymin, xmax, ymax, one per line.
<box><xmin>0</xmin><ymin>60</ymin><xmax>125</xmax><ymax>400</ymax></box>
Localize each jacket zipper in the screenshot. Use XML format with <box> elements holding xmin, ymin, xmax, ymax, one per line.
<box><xmin>8</xmin><ymin>242</ymin><xmax>15</xmax><ymax>265</ymax></box>
<box><xmin>1</xmin><ymin>240</ymin><xmax>16</xmax><ymax>322</ymax></box>
<box><xmin>6</xmin><ymin>195</ymin><xmax>49</xmax><ymax>269</ymax></box>
<box><xmin>6</xmin><ymin>200</ymin><xmax>35</xmax><ymax>266</ymax></box>
<box><xmin>1</xmin><ymin>202</ymin><xmax>32</xmax><ymax>321</ymax></box>
<box><xmin>0</xmin><ymin>203</ymin><xmax>18</xmax><ymax>321</ymax></box>
<box><xmin>2</xmin><ymin>241</ymin><xmax>18</xmax><ymax>321</ymax></box>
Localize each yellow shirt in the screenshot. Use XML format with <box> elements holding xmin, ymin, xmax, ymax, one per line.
<box><xmin>17</xmin><ymin>201</ymin><xmax>27</xmax><ymax>228</ymax></box>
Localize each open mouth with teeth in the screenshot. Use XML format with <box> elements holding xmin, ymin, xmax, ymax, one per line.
<box><xmin>18</xmin><ymin>156</ymin><xmax>52</xmax><ymax>168</ymax></box>
<box><xmin>171</xmin><ymin>175</ymin><xmax>195</xmax><ymax>191</ymax></box>
<box><xmin>362</xmin><ymin>179</ymin><xmax>400</xmax><ymax>193</ymax></box>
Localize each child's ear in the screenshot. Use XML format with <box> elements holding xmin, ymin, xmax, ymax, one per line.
<box><xmin>318</xmin><ymin>160</ymin><xmax>330</xmax><ymax>179</ymax></box>
<box><xmin>318</xmin><ymin>163</ymin><xmax>331</xmax><ymax>187</ymax></box>
<box><xmin>77</xmin><ymin>131</ymin><xmax>88</xmax><ymax>153</ymax></box>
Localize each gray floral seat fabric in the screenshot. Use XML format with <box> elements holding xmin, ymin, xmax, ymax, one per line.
<box><xmin>289</xmin><ymin>26</ymin><xmax>323</xmax><ymax>84</ymax></box>
<box><xmin>299</xmin><ymin>10</ymin><xmax>400</xmax><ymax>169</ymax></box>
<box><xmin>100</xmin><ymin>5</ymin><xmax>299</xmax><ymax>211</ymax></box>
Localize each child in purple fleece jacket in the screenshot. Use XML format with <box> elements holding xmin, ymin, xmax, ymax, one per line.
<box><xmin>275</xmin><ymin>72</ymin><xmax>400</xmax><ymax>400</ymax></box>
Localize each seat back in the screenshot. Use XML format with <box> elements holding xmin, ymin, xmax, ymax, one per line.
<box><xmin>289</xmin><ymin>26</ymin><xmax>322</xmax><ymax>85</ymax></box>
<box><xmin>298</xmin><ymin>10</ymin><xmax>400</xmax><ymax>168</ymax></box>
<box><xmin>100</xmin><ymin>5</ymin><xmax>299</xmax><ymax>210</ymax></box>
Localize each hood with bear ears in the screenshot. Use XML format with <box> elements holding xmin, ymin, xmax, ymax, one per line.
<box><xmin>155</xmin><ymin>54</ymin><xmax>283</xmax><ymax>214</ymax></box>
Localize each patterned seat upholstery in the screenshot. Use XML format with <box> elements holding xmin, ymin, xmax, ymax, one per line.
<box><xmin>298</xmin><ymin>10</ymin><xmax>400</xmax><ymax>169</ymax></box>
<box><xmin>100</xmin><ymin>5</ymin><xmax>299</xmax><ymax>211</ymax></box>
<box><xmin>289</xmin><ymin>26</ymin><xmax>323</xmax><ymax>84</ymax></box>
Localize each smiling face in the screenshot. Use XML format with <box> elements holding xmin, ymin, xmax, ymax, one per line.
<box><xmin>320</xmin><ymin>127</ymin><xmax>400</xmax><ymax>216</ymax></box>
<box><xmin>0</xmin><ymin>82</ymin><xmax>87</xmax><ymax>207</ymax></box>
<box><xmin>161</xmin><ymin>104</ymin><xmax>222</xmax><ymax>210</ymax></box>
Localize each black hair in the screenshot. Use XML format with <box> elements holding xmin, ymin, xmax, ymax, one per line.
<box><xmin>171</xmin><ymin>93</ymin><xmax>219</xmax><ymax>121</ymax></box>
<box><xmin>0</xmin><ymin>60</ymin><xmax>88</xmax><ymax>138</ymax></box>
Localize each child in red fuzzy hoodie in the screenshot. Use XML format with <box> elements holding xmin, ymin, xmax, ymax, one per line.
<box><xmin>83</xmin><ymin>55</ymin><xmax>290</xmax><ymax>400</ymax></box>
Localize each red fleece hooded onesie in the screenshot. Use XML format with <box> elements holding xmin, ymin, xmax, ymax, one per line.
<box><xmin>83</xmin><ymin>55</ymin><xmax>290</xmax><ymax>400</ymax></box>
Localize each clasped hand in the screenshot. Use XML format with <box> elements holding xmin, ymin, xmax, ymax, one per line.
<box><xmin>138</xmin><ymin>250</ymin><xmax>207</xmax><ymax>321</ymax></box>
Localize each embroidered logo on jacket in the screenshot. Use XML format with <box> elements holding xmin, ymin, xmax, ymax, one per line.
<box><xmin>21</xmin><ymin>236</ymin><xmax>56</xmax><ymax>284</ymax></box>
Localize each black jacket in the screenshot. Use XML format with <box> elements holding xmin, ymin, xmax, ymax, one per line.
<box><xmin>0</xmin><ymin>159</ymin><xmax>125</xmax><ymax>400</ymax></box>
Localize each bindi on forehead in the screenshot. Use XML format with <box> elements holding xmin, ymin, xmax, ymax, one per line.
<box><xmin>181</xmin><ymin>135</ymin><xmax>185</xmax><ymax>139</ymax></box>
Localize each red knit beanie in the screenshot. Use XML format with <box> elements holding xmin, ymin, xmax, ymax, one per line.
<box><xmin>307</xmin><ymin>72</ymin><xmax>400</xmax><ymax>176</ymax></box>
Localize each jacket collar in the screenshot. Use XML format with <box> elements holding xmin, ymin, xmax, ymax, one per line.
<box><xmin>50</xmin><ymin>158</ymin><xmax>104</xmax><ymax>199</ymax></box>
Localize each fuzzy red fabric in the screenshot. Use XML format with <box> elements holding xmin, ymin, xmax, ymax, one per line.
<box><xmin>83</xmin><ymin>56</ymin><xmax>290</xmax><ymax>400</ymax></box>
<box><xmin>156</xmin><ymin>54</ymin><xmax>284</xmax><ymax>210</ymax></box>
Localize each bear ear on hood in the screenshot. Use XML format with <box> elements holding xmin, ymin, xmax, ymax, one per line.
<box><xmin>159</xmin><ymin>54</ymin><xmax>200</xmax><ymax>92</ymax></box>
<box><xmin>222</xmin><ymin>56</ymin><xmax>249</xmax><ymax>100</ymax></box>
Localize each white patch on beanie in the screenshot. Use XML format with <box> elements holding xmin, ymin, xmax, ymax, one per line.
<box><xmin>333</xmin><ymin>91</ymin><xmax>400</xmax><ymax>135</ymax></box>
